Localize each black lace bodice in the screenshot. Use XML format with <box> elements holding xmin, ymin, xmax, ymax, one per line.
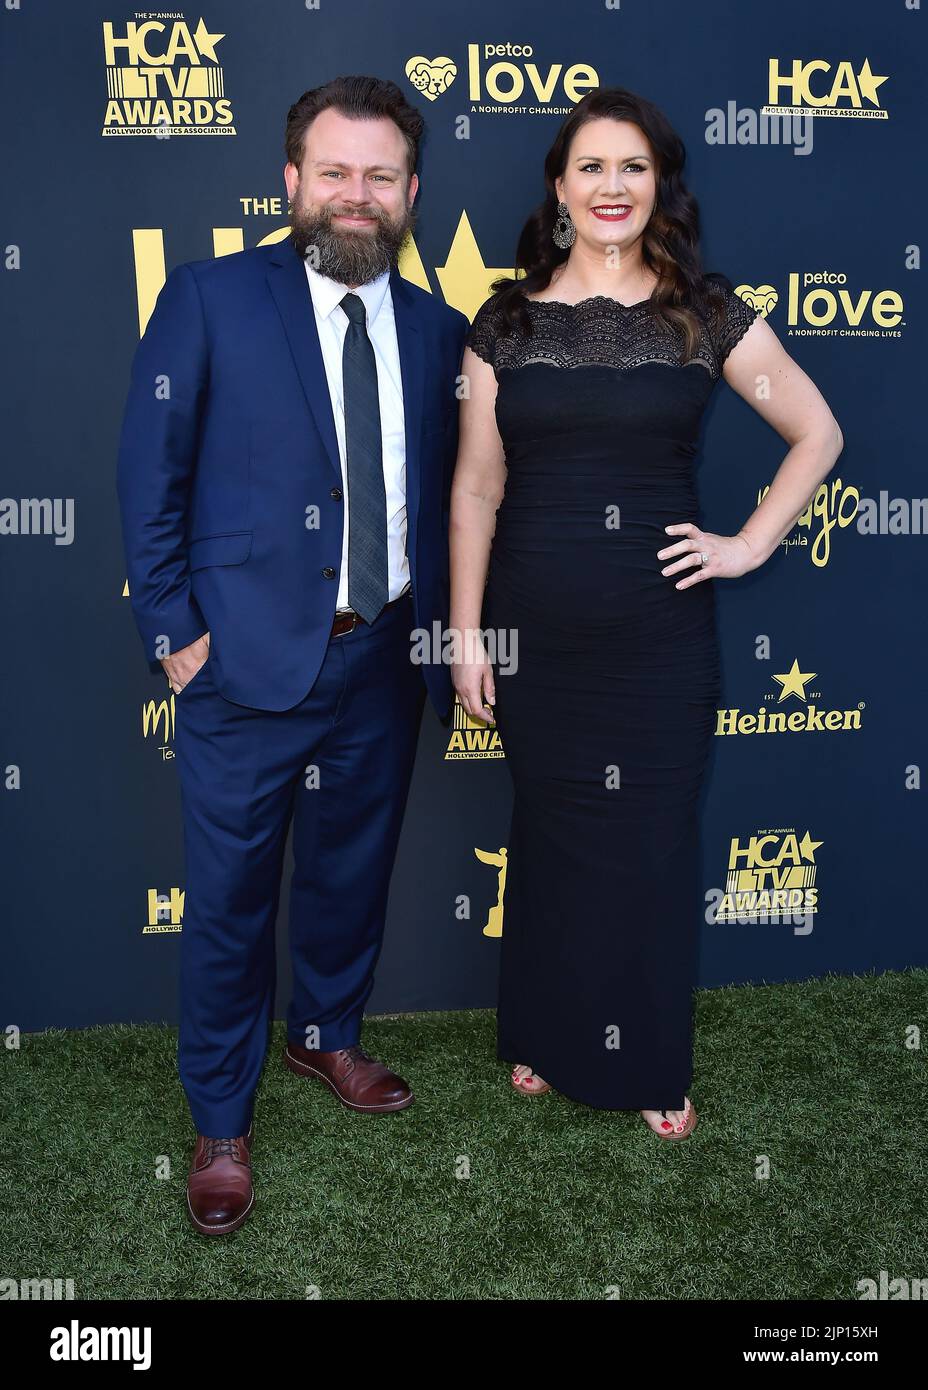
<box><xmin>464</xmin><ymin>272</ymin><xmax>762</xmax><ymax>383</ymax></box>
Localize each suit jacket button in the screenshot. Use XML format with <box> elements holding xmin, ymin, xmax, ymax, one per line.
<box><xmin>322</xmin><ymin>567</ymin><xmax>336</xmax><ymax>579</ymax></box>
<box><xmin>330</xmin><ymin>487</ymin><xmax>342</xmax><ymax>500</ymax></box>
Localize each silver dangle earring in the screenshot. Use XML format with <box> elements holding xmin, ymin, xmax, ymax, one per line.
<box><xmin>552</xmin><ymin>200</ymin><xmax>576</xmax><ymax>249</ymax></box>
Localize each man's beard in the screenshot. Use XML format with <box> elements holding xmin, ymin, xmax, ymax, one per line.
<box><xmin>289</xmin><ymin>192</ymin><xmax>417</xmax><ymax>287</ymax></box>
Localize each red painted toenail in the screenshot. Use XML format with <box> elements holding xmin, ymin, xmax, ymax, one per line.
<box><xmin>661</xmin><ymin>1121</ymin><xmax>672</xmax><ymax>1130</ymax></box>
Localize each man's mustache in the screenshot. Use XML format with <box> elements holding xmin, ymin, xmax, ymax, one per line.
<box><xmin>324</xmin><ymin>205</ymin><xmax>385</xmax><ymax>223</ymax></box>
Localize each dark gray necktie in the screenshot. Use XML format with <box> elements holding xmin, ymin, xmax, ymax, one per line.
<box><xmin>340</xmin><ymin>292</ymin><xmax>388</xmax><ymax>624</ymax></box>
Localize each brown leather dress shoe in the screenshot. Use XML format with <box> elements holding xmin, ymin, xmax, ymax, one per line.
<box><xmin>186</xmin><ymin>1124</ymin><xmax>254</xmax><ymax>1235</ymax></box>
<box><xmin>283</xmin><ymin>1042</ymin><xmax>414</xmax><ymax>1113</ymax></box>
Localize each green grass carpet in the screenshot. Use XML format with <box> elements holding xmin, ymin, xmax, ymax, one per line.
<box><xmin>3</xmin><ymin>969</ymin><xmax>926</xmax><ymax>1300</ymax></box>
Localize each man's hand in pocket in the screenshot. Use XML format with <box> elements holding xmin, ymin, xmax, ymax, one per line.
<box><xmin>161</xmin><ymin>632</ymin><xmax>210</xmax><ymax>694</ymax></box>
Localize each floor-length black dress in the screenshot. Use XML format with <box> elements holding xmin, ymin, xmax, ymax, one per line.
<box><xmin>464</xmin><ymin>274</ymin><xmax>761</xmax><ymax>1111</ymax></box>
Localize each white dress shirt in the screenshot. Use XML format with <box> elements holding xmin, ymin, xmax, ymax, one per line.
<box><xmin>303</xmin><ymin>258</ymin><xmax>410</xmax><ymax>613</ymax></box>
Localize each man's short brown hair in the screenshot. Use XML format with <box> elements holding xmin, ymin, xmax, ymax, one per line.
<box><xmin>285</xmin><ymin>75</ymin><xmax>425</xmax><ymax>180</ymax></box>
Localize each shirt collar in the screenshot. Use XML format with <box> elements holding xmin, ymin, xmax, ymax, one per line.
<box><xmin>303</xmin><ymin>257</ymin><xmax>391</xmax><ymax>327</ymax></box>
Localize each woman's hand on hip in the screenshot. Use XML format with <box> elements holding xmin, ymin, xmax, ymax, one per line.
<box><xmin>657</xmin><ymin>523</ymin><xmax>762</xmax><ymax>589</ymax></box>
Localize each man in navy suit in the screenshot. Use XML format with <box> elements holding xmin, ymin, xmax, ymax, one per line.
<box><xmin>117</xmin><ymin>76</ymin><xmax>468</xmax><ymax>1235</ymax></box>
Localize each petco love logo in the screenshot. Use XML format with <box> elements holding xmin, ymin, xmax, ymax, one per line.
<box><xmin>407</xmin><ymin>43</ymin><xmax>599</xmax><ymax>115</ymax></box>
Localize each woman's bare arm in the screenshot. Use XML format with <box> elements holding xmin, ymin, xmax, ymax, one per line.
<box><xmin>448</xmin><ymin>346</ymin><xmax>507</xmax><ymax>718</ymax></box>
<box><xmin>723</xmin><ymin>315</ymin><xmax>844</xmax><ymax>565</ymax></box>
<box><xmin>660</xmin><ymin>316</ymin><xmax>845</xmax><ymax>587</ymax></box>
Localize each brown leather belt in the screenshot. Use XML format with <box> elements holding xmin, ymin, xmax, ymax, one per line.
<box><xmin>330</xmin><ymin>592</ymin><xmax>410</xmax><ymax>638</ymax></box>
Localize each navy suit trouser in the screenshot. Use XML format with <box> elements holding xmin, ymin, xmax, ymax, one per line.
<box><xmin>172</xmin><ymin>593</ymin><xmax>425</xmax><ymax>1138</ymax></box>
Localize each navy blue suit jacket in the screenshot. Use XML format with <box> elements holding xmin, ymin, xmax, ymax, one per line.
<box><xmin>116</xmin><ymin>237</ymin><xmax>468</xmax><ymax>717</ymax></box>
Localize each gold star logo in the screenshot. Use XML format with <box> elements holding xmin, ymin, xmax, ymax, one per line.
<box><xmin>857</xmin><ymin>59</ymin><xmax>889</xmax><ymax>107</ymax></box>
<box><xmin>193</xmin><ymin>18</ymin><xmax>225</xmax><ymax>64</ymax></box>
<box><xmin>434</xmin><ymin>212</ymin><xmax>516</xmax><ymax>320</ymax></box>
<box><xmin>771</xmin><ymin>659</ymin><xmax>817</xmax><ymax>703</ymax></box>
<box><xmin>798</xmin><ymin>831</ymin><xmax>823</xmax><ymax>862</ymax></box>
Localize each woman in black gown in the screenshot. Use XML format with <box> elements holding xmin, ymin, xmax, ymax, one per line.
<box><xmin>449</xmin><ymin>88</ymin><xmax>843</xmax><ymax>1139</ymax></box>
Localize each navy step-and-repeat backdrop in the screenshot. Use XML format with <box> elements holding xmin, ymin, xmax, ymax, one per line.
<box><xmin>2</xmin><ymin>0</ymin><xmax>924</xmax><ymax>1032</ymax></box>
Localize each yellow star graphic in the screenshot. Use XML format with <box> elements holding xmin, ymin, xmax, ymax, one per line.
<box><xmin>798</xmin><ymin>830</ymin><xmax>824</xmax><ymax>862</ymax></box>
<box><xmin>771</xmin><ymin>658</ymin><xmax>816</xmax><ymax>702</ymax></box>
<box><xmin>857</xmin><ymin>59</ymin><xmax>889</xmax><ymax>107</ymax></box>
<box><xmin>193</xmin><ymin>17</ymin><xmax>225</xmax><ymax>64</ymax></box>
<box><xmin>434</xmin><ymin>212</ymin><xmax>517</xmax><ymax>320</ymax></box>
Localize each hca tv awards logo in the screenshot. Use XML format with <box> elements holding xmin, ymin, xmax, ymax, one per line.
<box><xmin>143</xmin><ymin>888</ymin><xmax>184</xmax><ymax>934</ymax></box>
<box><xmin>716</xmin><ymin>658</ymin><xmax>864</xmax><ymax>737</ymax></box>
<box><xmin>715</xmin><ymin>829</ymin><xmax>821</xmax><ymax>924</ymax></box>
<box><xmin>445</xmin><ymin>695</ymin><xmax>504</xmax><ymax>760</ymax></box>
<box><xmin>102</xmin><ymin>15</ymin><xmax>235</xmax><ymax>136</ymax></box>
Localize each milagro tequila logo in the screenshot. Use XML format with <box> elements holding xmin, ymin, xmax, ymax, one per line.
<box><xmin>715</xmin><ymin>828</ymin><xmax>821</xmax><ymax>923</ymax></box>
<box><xmin>756</xmin><ymin>475</ymin><xmax>859</xmax><ymax>566</ymax></box>
<box><xmin>102</xmin><ymin>15</ymin><xmax>235</xmax><ymax>136</ymax></box>
<box><xmin>717</xmin><ymin>659</ymin><xmax>864</xmax><ymax>736</ymax></box>
<box><xmin>124</xmin><ymin>579</ymin><xmax>176</xmax><ymax>759</ymax></box>
<box><xmin>142</xmin><ymin>687</ymin><xmax>176</xmax><ymax>761</ymax></box>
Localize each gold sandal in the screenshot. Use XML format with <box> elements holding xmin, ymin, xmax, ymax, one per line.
<box><xmin>645</xmin><ymin>1098</ymin><xmax>698</xmax><ymax>1140</ymax></box>
<box><xmin>511</xmin><ymin>1065</ymin><xmax>552</xmax><ymax>1096</ymax></box>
